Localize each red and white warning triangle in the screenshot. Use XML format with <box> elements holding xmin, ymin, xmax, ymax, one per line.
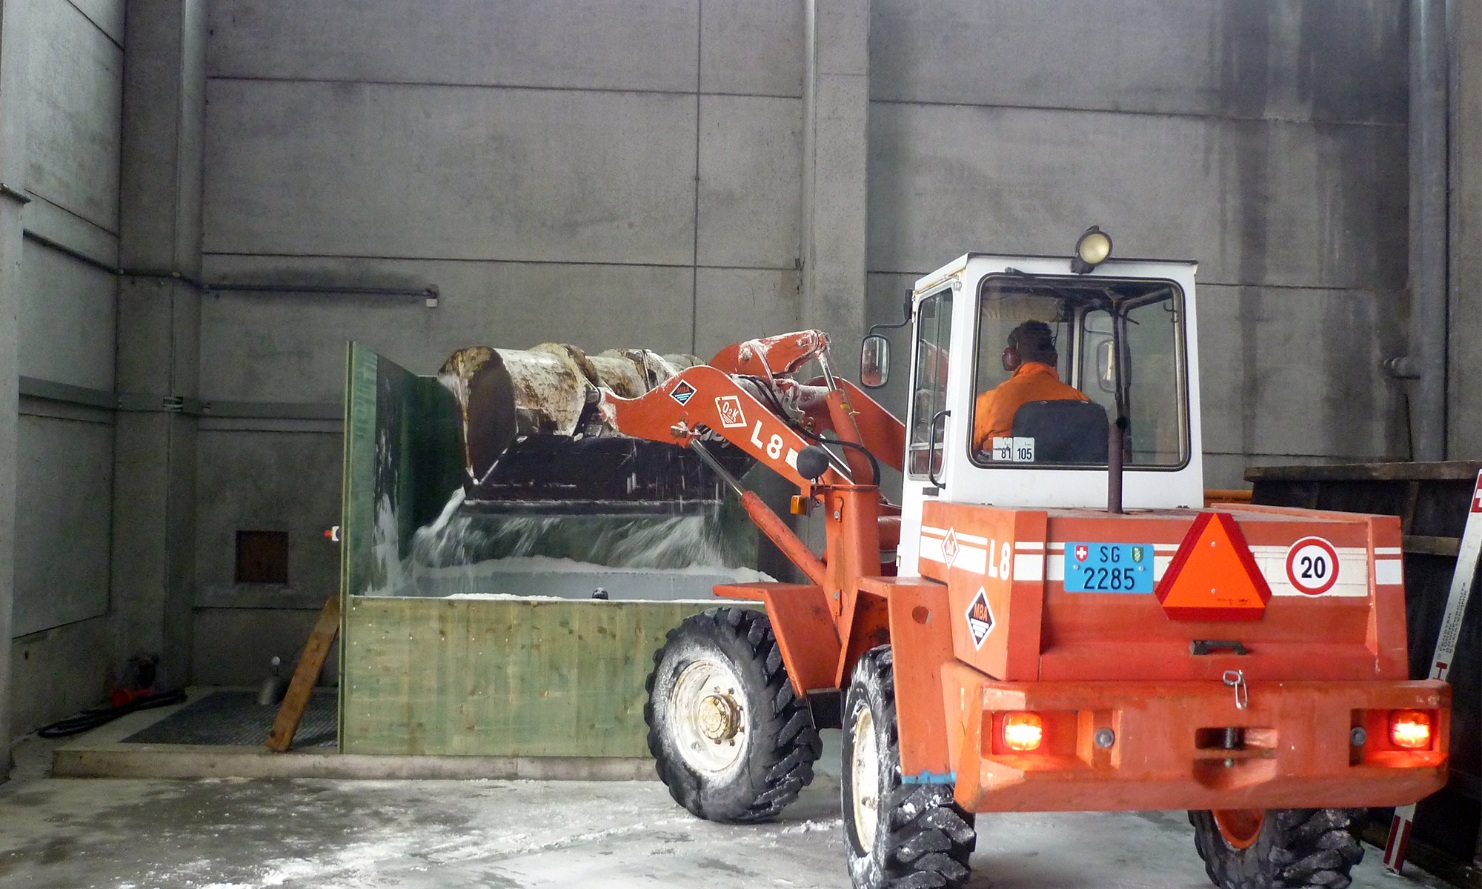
<box><xmin>1155</xmin><ymin>512</ymin><xmax>1272</xmax><ymax>621</ymax></box>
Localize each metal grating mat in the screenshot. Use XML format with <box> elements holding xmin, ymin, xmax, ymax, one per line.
<box><xmin>123</xmin><ymin>689</ymin><xmax>338</xmax><ymax>748</ymax></box>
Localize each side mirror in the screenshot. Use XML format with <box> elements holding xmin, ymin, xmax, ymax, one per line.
<box><xmin>860</xmin><ymin>334</ymin><xmax>890</xmax><ymax>388</ymax></box>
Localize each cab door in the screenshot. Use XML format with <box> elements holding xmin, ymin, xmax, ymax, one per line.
<box><xmin>897</xmin><ymin>285</ymin><xmax>955</xmax><ymax>576</ymax></box>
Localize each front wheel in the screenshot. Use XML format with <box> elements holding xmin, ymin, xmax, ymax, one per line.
<box><xmin>644</xmin><ymin>607</ymin><xmax>821</xmax><ymax>823</ymax></box>
<box><xmin>843</xmin><ymin>646</ymin><xmax>976</xmax><ymax>889</ymax></box>
<box><xmin>1189</xmin><ymin>808</ymin><xmax>1364</xmax><ymax>889</ymax></box>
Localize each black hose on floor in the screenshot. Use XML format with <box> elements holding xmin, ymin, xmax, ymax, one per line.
<box><xmin>36</xmin><ymin>688</ymin><xmax>189</xmax><ymax>739</ymax></box>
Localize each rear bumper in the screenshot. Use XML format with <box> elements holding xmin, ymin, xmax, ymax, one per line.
<box><xmin>942</xmin><ymin>663</ymin><xmax>1450</xmax><ymax>813</ymax></box>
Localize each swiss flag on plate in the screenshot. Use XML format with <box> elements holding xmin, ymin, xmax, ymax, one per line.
<box><xmin>1075</xmin><ymin>545</ymin><xmax>1089</xmax><ymax>562</ymax></box>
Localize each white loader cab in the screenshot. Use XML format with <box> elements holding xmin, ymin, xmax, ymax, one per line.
<box><xmin>873</xmin><ymin>236</ymin><xmax>1206</xmax><ymax>576</ymax></box>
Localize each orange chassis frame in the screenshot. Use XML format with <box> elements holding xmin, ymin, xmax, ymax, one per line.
<box><xmin>601</xmin><ymin>331</ymin><xmax>1449</xmax><ymax>814</ymax></box>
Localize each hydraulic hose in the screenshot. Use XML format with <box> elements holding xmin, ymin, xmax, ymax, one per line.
<box><xmin>36</xmin><ymin>688</ymin><xmax>188</xmax><ymax>739</ymax></box>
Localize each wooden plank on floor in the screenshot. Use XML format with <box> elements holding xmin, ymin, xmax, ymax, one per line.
<box><xmin>266</xmin><ymin>595</ymin><xmax>342</xmax><ymax>752</ymax></box>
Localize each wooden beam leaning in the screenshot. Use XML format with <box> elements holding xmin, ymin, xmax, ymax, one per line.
<box><xmin>266</xmin><ymin>595</ymin><xmax>342</xmax><ymax>752</ymax></box>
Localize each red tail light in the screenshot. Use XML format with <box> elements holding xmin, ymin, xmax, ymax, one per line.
<box><xmin>1389</xmin><ymin>710</ymin><xmax>1432</xmax><ymax>750</ymax></box>
<box><xmin>1003</xmin><ymin>712</ymin><xmax>1044</xmax><ymax>752</ymax></box>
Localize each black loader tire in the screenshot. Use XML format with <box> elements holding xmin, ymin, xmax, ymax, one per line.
<box><xmin>843</xmin><ymin>645</ymin><xmax>976</xmax><ymax>889</ymax></box>
<box><xmin>1189</xmin><ymin>808</ymin><xmax>1364</xmax><ymax>889</ymax></box>
<box><xmin>644</xmin><ymin>606</ymin><xmax>822</xmax><ymax>823</ymax></box>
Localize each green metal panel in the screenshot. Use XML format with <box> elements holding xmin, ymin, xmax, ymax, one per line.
<box><xmin>341</xmin><ymin>343</ymin><xmax>464</xmax><ymax>600</ymax></box>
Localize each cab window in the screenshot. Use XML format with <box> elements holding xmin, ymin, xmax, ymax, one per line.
<box><xmin>907</xmin><ymin>291</ymin><xmax>952</xmax><ymax>478</ymax></box>
<box><xmin>971</xmin><ymin>275</ymin><xmax>1188</xmax><ymax>469</ymax></box>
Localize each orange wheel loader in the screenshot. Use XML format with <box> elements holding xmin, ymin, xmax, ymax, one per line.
<box><xmin>456</xmin><ymin>235</ymin><xmax>1451</xmax><ymax>889</ymax></box>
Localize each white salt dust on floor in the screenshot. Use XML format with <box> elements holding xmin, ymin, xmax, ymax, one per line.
<box><xmin>0</xmin><ymin>760</ymin><xmax>1457</xmax><ymax>889</ymax></box>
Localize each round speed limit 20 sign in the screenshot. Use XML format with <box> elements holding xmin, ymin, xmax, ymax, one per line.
<box><xmin>1285</xmin><ymin>536</ymin><xmax>1339</xmax><ymax>595</ymax></box>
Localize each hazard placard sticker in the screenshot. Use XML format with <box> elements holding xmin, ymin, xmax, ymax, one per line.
<box><xmin>942</xmin><ymin>528</ymin><xmax>960</xmax><ymax>566</ymax></box>
<box><xmin>965</xmin><ymin>587</ymin><xmax>994</xmax><ymax>648</ymax></box>
<box><xmin>715</xmin><ymin>395</ymin><xmax>747</xmax><ymax>428</ymax></box>
<box><xmin>670</xmin><ymin>380</ymin><xmax>696</xmax><ymax>405</ymax></box>
<box><xmin>1285</xmin><ymin>536</ymin><xmax>1339</xmax><ymax>596</ymax></box>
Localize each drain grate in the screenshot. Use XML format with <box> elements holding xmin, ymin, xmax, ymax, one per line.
<box><xmin>123</xmin><ymin>689</ymin><xmax>337</xmax><ymax>748</ymax></box>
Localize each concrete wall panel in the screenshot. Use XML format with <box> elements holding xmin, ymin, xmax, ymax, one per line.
<box><xmin>204</xmin><ymin>80</ymin><xmax>698</xmax><ymax>265</ymax></box>
<box><xmin>1451</xmin><ymin>0</ymin><xmax>1482</xmax><ymax>459</ymax></box>
<box><xmin>192</xmin><ymin>608</ymin><xmax>338</xmax><ymax>687</ymax></box>
<box><xmin>25</xmin><ymin>0</ymin><xmax>122</xmax><ymax>232</ymax></box>
<box><xmin>195</xmin><ymin>430</ymin><xmax>343</xmax><ymax>605</ymax></box>
<box><xmin>199</xmin><ymin>257</ymin><xmax>697</xmax><ymax>401</ymax></box>
<box><xmin>694</xmin><ymin>267</ymin><xmax>800</xmax><ymax>360</ymax></box>
<box><xmin>122</xmin><ymin>0</ymin><xmax>208</xmax><ymax>276</ymax></box>
<box><xmin>116</xmin><ymin>278</ymin><xmax>200</xmax><ymax>397</ymax></box>
<box><xmin>698</xmin><ymin>95</ymin><xmax>803</xmax><ymax>269</ymax></box>
<box><xmin>18</xmin><ymin>240</ymin><xmax>117</xmax><ymax>390</ymax></box>
<box><xmin>13</xmin><ymin>414</ymin><xmax>112</xmax><ymax>636</ymax></box>
<box><xmin>702</xmin><ymin>0</ymin><xmax>804</xmax><ymax>96</ymax></box>
<box><xmin>11</xmin><ymin>618</ymin><xmax>112</xmax><ymax>734</ymax></box>
<box><xmin>870</xmin><ymin>0</ymin><xmax>1406</xmax><ymax>125</ymax></box>
<box><xmin>69</xmin><ymin>0</ymin><xmax>125</xmax><ymax>46</ymax></box>
<box><xmin>1197</xmin><ymin>284</ymin><xmax>1403</xmax><ymax>481</ymax></box>
<box><xmin>866</xmin><ymin>103</ymin><xmax>1406</xmax><ymax>290</ymax></box>
<box><xmin>207</xmin><ymin>0</ymin><xmax>699</xmax><ymax>93</ymax></box>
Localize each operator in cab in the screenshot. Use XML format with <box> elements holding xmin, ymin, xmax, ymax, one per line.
<box><xmin>973</xmin><ymin>320</ymin><xmax>1089</xmax><ymax>453</ymax></box>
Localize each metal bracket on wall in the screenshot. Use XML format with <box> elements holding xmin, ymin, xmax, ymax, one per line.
<box><xmin>121</xmin><ymin>268</ymin><xmax>207</xmax><ymax>290</ymax></box>
<box><xmin>0</xmin><ymin>183</ymin><xmax>32</xmax><ymax>205</ymax></box>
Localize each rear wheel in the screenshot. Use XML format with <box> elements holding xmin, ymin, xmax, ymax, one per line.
<box><xmin>843</xmin><ymin>646</ymin><xmax>976</xmax><ymax>889</ymax></box>
<box><xmin>1190</xmin><ymin>808</ymin><xmax>1364</xmax><ymax>889</ymax></box>
<box><xmin>644</xmin><ymin>607</ymin><xmax>821</xmax><ymax>823</ymax></box>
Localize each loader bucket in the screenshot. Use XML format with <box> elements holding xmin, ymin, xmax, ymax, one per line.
<box><xmin>439</xmin><ymin>343</ymin><xmax>747</xmax><ymax>515</ymax></box>
<box><xmin>461</xmin><ymin>436</ymin><xmax>735</xmax><ymax>516</ymax></box>
<box><xmin>342</xmin><ymin>343</ymin><xmax>762</xmax><ymax>600</ymax></box>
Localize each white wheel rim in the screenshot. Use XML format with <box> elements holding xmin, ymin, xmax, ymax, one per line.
<box><xmin>850</xmin><ymin>705</ymin><xmax>880</xmax><ymax>850</ymax></box>
<box><xmin>670</xmin><ymin>658</ymin><xmax>749</xmax><ymax>774</ymax></box>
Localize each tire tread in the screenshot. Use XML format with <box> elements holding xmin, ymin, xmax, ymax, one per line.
<box><xmin>1190</xmin><ymin>807</ymin><xmax>1363</xmax><ymax>889</ymax></box>
<box><xmin>845</xmin><ymin>647</ymin><xmax>976</xmax><ymax>889</ymax></box>
<box><xmin>645</xmin><ymin>607</ymin><xmax>820</xmax><ymax>824</ymax></box>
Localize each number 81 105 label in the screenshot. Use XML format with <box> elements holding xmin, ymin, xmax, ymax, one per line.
<box><xmin>1064</xmin><ymin>542</ymin><xmax>1155</xmax><ymax>593</ymax></box>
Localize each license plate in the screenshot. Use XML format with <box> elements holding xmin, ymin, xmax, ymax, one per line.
<box><xmin>1063</xmin><ymin>542</ymin><xmax>1155</xmax><ymax>593</ymax></box>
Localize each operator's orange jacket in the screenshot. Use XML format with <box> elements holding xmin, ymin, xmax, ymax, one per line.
<box><xmin>973</xmin><ymin>362</ymin><xmax>1089</xmax><ymax>450</ymax></box>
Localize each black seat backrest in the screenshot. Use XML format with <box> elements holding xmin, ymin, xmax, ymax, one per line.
<box><xmin>1010</xmin><ymin>400</ymin><xmax>1109</xmax><ymax>464</ymax></box>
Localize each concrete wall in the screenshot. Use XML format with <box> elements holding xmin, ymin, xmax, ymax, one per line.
<box><xmin>864</xmin><ymin>0</ymin><xmax>1411</xmax><ymax>487</ymax></box>
<box><xmin>193</xmin><ymin>0</ymin><xmax>807</xmax><ymax>683</ymax></box>
<box><xmin>0</xmin><ymin>0</ymin><xmax>28</xmax><ymax>772</ymax></box>
<box><xmin>1452</xmin><ymin>0</ymin><xmax>1482</xmax><ymax>460</ymax></box>
<box><xmin>189</xmin><ymin>0</ymin><xmax>1422</xmax><ymax>682</ymax></box>
<box><xmin>7</xmin><ymin>0</ymin><xmax>1476</xmax><ymax>740</ymax></box>
<box><xmin>8</xmin><ymin>0</ymin><xmax>125</xmax><ymax>735</ymax></box>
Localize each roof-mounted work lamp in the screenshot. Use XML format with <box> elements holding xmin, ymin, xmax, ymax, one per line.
<box><xmin>1071</xmin><ymin>225</ymin><xmax>1112</xmax><ymax>274</ymax></box>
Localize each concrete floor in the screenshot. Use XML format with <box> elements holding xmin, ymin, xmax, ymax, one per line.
<box><xmin>0</xmin><ymin>731</ymin><xmax>1459</xmax><ymax>889</ymax></box>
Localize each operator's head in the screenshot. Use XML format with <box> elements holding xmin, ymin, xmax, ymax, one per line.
<box><xmin>1003</xmin><ymin>320</ymin><xmax>1057</xmax><ymax>372</ymax></box>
